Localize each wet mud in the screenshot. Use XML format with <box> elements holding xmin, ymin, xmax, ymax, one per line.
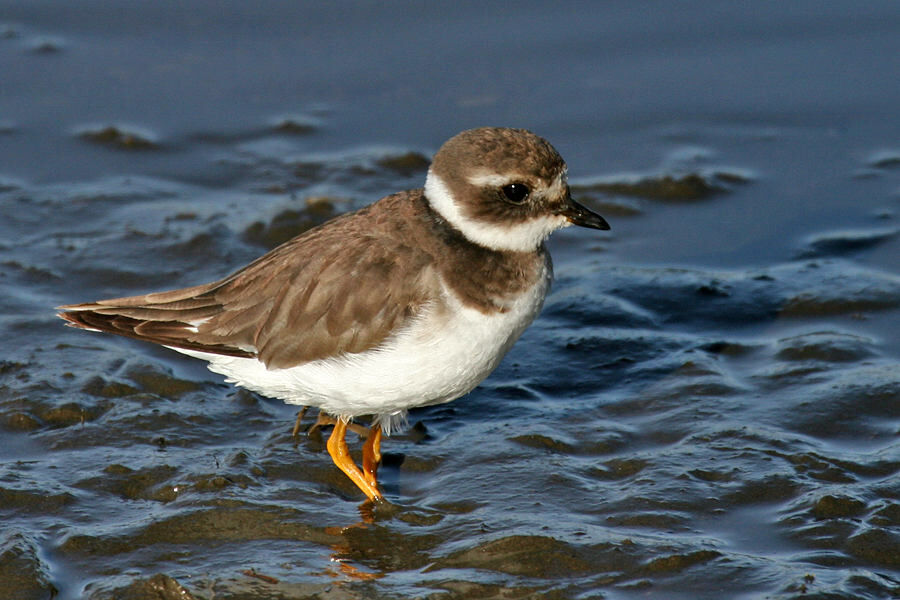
<box><xmin>1</xmin><ymin>2</ymin><xmax>899</xmax><ymax>599</ymax></box>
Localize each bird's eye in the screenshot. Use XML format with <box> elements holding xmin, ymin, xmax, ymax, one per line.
<box><xmin>500</xmin><ymin>183</ymin><xmax>530</xmax><ymax>204</ymax></box>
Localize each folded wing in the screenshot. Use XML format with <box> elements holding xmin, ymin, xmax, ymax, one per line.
<box><xmin>59</xmin><ymin>206</ymin><xmax>436</xmax><ymax>369</ymax></box>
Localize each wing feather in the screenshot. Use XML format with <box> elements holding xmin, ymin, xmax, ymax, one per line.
<box><xmin>59</xmin><ymin>192</ymin><xmax>438</xmax><ymax>367</ymax></box>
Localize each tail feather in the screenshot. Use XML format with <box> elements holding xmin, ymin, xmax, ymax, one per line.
<box><xmin>57</xmin><ymin>303</ymin><xmax>256</xmax><ymax>358</ymax></box>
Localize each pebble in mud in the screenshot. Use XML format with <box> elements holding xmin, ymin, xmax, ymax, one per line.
<box><xmin>76</xmin><ymin>125</ymin><xmax>159</xmax><ymax>150</ymax></box>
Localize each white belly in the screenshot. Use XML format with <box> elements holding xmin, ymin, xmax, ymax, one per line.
<box><xmin>175</xmin><ymin>264</ymin><xmax>550</xmax><ymax>432</ymax></box>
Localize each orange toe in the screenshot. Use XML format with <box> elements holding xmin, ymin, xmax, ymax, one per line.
<box><xmin>326</xmin><ymin>418</ymin><xmax>383</xmax><ymax>502</ymax></box>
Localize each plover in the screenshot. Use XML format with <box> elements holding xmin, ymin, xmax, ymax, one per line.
<box><xmin>58</xmin><ymin>127</ymin><xmax>610</xmax><ymax>502</ymax></box>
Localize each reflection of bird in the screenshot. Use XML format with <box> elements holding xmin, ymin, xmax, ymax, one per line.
<box><xmin>58</xmin><ymin>127</ymin><xmax>610</xmax><ymax>502</ymax></box>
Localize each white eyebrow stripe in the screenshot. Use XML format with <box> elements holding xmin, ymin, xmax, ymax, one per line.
<box><xmin>539</xmin><ymin>172</ymin><xmax>567</xmax><ymax>199</ymax></box>
<box><xmin>466</xmin><ymin>172</ymin><xmax>519</xmax><ymax>187</ymax></box>
<box><xmin>467</xmin><ymin>170</ymin><xmax>568</xmax><ymax>198</ymax></box>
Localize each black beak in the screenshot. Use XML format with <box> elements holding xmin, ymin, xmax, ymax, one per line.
<box><xmin>562</xmin><ymin>195</ymin><xmax>610</xmax><ymax>230</ymax></box>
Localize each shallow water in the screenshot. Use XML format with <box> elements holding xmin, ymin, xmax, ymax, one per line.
<box><xmin>1</xmin><ymin>2</ymin><xmax>899</xmax><ymax>599</ymax></box>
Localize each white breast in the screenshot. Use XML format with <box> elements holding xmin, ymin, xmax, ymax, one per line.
<box><xmin>175</xmin><ymin>258</ymin><xmax>551</xmax><ymax>433</ymax></box>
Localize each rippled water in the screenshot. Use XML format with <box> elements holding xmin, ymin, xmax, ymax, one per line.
<box><xmin>1</xmin><ymin>2</ymin><xmax>899</xmax><ymax>599</ymax></box>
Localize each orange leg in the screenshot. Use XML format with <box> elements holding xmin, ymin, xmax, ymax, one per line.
<box><xmin>308</xmin><ymin>412</ymin><xmax>370</xmax><ymax>437</ymax></box>
<box><xmin>362</xmin><ymin>427</ymin><xmax>382</xmax><ymax>489</ymax></box>
<box><xmin>291</xmin><ymin>406</ymin><xmax>310</xmax><ymax>437</ymax></box>
<box><xmin>326</xmin><ymin>419</ymin><xmax>383</xmax><ymax>502</ymax></box>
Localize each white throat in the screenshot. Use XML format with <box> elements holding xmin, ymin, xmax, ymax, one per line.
<box><xmin>424</xmin><ymin>171</ymin><xmax>569</xmax><ymax>253</ymax></box>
